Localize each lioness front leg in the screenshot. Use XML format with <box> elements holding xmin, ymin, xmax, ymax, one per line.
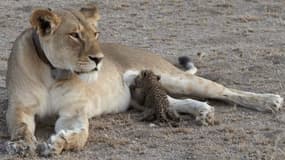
<box><xmin>160</xmin><ymin>73</ymin><xmax>283</xmax><ymax>113</ymax></box>
<box><xmin>167</xmin><ymin>96</ymin><xmax>215</xmax><ymax>125</ymax></box>
<box><xmin>6</xmin><ymin>106</ymin><xmax>37</xmax><ymax>156</ymax></box>
<box><xmin>37</xmin><ymin>109</ymin><xmax>89</xmax><ymax>156</ymax></box>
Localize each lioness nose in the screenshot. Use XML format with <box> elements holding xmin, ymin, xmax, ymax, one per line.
<box><xmin>89</xmin><ymin>56</ymin><xmax>103</xmax><ymax>65</ymax></box>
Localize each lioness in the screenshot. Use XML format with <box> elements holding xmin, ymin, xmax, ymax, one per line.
<box><xmin>5</xmin><ymin>5</ymin><xmax>283</xmax><ymax>156</ymax></box>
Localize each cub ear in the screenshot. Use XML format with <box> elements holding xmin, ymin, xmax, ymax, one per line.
<box><xmin>80</xmin><ymin>5</ymin><xmax>100</xmax><ymax>25</ymax></box>
<box><xmin>30</xmin><ymin>8</ymin><xmax>61</xmax><ymax>36</ymax></box>
<box><xmin>142</xmin><ymin>71</ymin><xmax>147</xmax><ymax>78</ymax></box>
<box><xmin>156</xmin><ymin>75</ymin><xmax>161</xmax><ymax>81</ymax></box>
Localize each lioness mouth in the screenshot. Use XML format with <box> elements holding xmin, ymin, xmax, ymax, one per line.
<box><xmin>74</xmin><ymin>67</ymin><xmax>98</xmax><ymax>75</ymax></box>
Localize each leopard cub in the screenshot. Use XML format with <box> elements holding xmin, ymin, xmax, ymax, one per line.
<box><xmin>131</xmin><ymin>70</ymin><xmax>180</xmax><ymax>125</ymax></box>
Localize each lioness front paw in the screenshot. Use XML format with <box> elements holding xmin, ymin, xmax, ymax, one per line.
<box><xmin>6</xmin><ymin>140</ymin><xmax>36</xmax><ymax>156</ymax></box>
<box><xmin>195</xmin><ymin>103</ymin><xmax>215</xmax><ymax>126</ymax></box>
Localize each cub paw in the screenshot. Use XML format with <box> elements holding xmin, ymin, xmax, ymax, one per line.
<box><xmin>36</xmin><ymin>142</ymin><xmax>55</xmax><ymax>157</ymax></box>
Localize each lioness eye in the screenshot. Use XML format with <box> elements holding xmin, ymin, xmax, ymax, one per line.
<box><xmin>69</xmin><ymin>32</ymin><xmax>80</xmax><ymax>39</ymax></box>
<box><xmin>94</xmin><ymin>32</ymin><xmax>100</xmax><ymax>39</ymax></box>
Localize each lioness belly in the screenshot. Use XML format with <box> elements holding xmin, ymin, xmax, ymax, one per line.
<box><xmin>46</xmin><ymin>82</ymin><xmax>131</xmax><ymax>119</ymax></box>
<box><xmin>90</xmin><ymin>82</ymin><xmax>131</xmax><ymax>117</ymax></box>
<box><xmin>86</xmin><ymin>60</ymin><xmax>132</xmax><ymax>117</ymax></box>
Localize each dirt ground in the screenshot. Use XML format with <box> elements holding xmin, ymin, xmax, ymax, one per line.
<box><xmin>0</xmin><ymin>0</ymin><xmax>285</xmax><ymax>159</ymax></box>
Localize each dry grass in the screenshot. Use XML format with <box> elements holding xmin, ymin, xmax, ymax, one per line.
<box><xmin>230</xmin><ymin>15</ymin><xmax>262</xmax><ymax>23</ymax></box>
<box><xmin>89</xmin><ymin>135</ymin><xmax>129</xmax><ymax>149</ymax></box>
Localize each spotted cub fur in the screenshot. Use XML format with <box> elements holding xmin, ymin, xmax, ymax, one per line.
<box><xmin>131</xmin><ymin>70</ymin><xmax>180</xmax><ymax>123</ymax></box>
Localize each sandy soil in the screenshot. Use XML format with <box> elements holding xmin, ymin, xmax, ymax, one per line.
<box><xmin>0</xmin><ymin>0</ymin><xmax>285</xmax><ymax>159</ymax></box>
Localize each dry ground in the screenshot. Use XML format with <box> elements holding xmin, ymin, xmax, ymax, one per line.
<box><xmin>0</xmin><ymin>0</ymin><xmax>285</xmax><ymax>159</ymax></box>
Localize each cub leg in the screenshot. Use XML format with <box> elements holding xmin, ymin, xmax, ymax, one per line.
<box><xmin>165</xmin><ymin>108</ymin><xmax>180</xmax><ymax>121</ymax></box>
<box><xmin>160</xmin><ymin>73</ymin><xmax>283</xmax><ymax>113</ymax></box>
<box><xmin>37</xmin><ymin>109</ymin><xmax>89</xmax><ymax>156</ymax></box>
<box><xmin>130</xmin><ymin>100</ymin><xmax>145</xmax><ymax>111</ymax></box>
<box><xmin>140</xmin><ymin>108</ymin><xmax>156</xmax><ymax>121</ymax></box>
<box><xmin>6</xmin><ymin>106</ymin><xmax>37</xmax><ymax>156</ymax></box>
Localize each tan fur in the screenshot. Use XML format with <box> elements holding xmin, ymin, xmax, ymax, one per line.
<box><xmin>6</xmin><ymin>6</ymin><xmax>283</xmax><ymax>156</ymax></box>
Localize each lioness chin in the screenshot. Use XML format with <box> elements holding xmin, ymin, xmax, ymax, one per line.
<box><xmin>5</xmin><ymin>5</ymin><xmax>283</xmax><ymax>157</ymax></box>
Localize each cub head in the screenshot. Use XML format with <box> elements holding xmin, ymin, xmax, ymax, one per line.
<box><xmin>30</xmin><ymin>5</ymin><xmax>103</xmax><ymax>81</ymax></box>
<box><xmin>134</xmin><ymin>70</ymin><xmax>161</xmax><ymax>88</ymax></box>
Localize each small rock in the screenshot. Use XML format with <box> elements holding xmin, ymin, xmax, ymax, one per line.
<box><xmin>149</xmin><ymin>123</ymin><xmax>157</xmax><ymax>127</ymax></box>
<box><xmin>197</xmin><ymin>52</ymin><xmax>206</xmax><ymax>59</ymax></box>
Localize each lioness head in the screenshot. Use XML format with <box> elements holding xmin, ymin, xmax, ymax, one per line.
<box><xmin>30</xmin><ymin>5</ymin><xmax>103</xmax><ymax>81</ymax></box>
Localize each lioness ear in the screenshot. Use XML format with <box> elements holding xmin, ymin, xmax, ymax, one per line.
<box><xmin>30</xmin><ymin>8</ymin><xmax>61</xmax><ymax>36</ymax></box>
<box><xmin>80</xmin><ymin>5</ymin><xmax>100</xmax><ymax>25</ymax></box>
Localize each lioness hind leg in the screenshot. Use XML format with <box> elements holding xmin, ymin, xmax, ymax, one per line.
<box><xmin>160</xmin><ymin>72</ymin><xmax>283</xmax><ymax>113</ymax></box>
<box><xmin>6</xmin><ymin>107</ymin><xmax>37</xmax><ymax>156</ymax></box>
<box><xmin>37</xmin><ymin>113</ymin><xmax>89</xmax><ymax>156</ymax></box>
